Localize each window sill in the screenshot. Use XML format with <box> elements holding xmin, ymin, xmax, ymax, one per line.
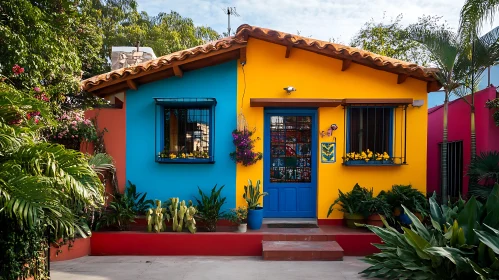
<box><xmin>156</xmin><ymin>157</ymin><xmax>215</xmax><ymax>164</ymax></box>
<box><xmin>342</xmin><ymin>160</ymin><xmax>404</xmax><ymax>166</ymax></box>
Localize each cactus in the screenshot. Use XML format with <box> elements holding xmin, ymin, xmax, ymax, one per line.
<box><xmin>184</xmin><ymin>201</ymin><xmax>197</xmax><ymax>233</ymax></box>
<box><xmin>146</xmin><ymin>199</ymin><xmax>169</xmax><ymax>233</ymax></box>
<box><xmin>243</xmin><ymin>179</ymin><xmax>268</xmax><ymax>209</ymax></box>
<box><xmin>169</xmin><ymin>198</ymin><xmax>197</xmax><ymax>233</ymax></box>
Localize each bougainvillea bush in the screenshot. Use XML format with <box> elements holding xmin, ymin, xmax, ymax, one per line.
<box><xmin>45</xmin><ymin>110</ymin><xmax>97</xmax><ymax>150</ymax></box>
<box><xmin>230</xmin><ymin>129</ymin><xmax>263</xmax><ymax>166</ymax></box>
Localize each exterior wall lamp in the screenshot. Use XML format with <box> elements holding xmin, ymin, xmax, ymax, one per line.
<box><xmin>284</xmin><ymin>86</ymin><xmax>296</xmax><ymax>95</ymax></box>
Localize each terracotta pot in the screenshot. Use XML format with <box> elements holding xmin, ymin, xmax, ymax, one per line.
<box><xmin>344</xmin><ymin>213</ymin><xmax>365</xmax><ymax>228</ymax></box>
<box><xmin>367</xmin><ymin>214</ymin><xmax>384</xmax><ymax>227</ymax></box>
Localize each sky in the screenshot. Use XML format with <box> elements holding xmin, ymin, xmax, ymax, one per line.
<box><xmin>136</xmin><ymin>0</ymin><xmax>499</xmax><ymax>44</ymax></box>
<box><xmin>136</xmin><ymin>0</ymin><xmax>499</xmax><ymax>108</ymax></box>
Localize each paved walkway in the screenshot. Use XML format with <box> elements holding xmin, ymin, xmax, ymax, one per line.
<box><xmin>51</xmin><ymin>256</ymin><xmax>372</xmax><ymax>280</ymax></box>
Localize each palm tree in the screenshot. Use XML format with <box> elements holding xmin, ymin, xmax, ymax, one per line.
<box><xmin>0</xmin><ymin>81</ymin><xmax>104</xmax><ymax>240</ymax></box>
<box><xmin>406</xmin><ymin>25</ymin><xmax>468</xmax><ymax>204</ymax></box>
<box><xmin>460</xmin><ymin>0</ymin><xmax>499</xmax><ymax>42</ymax></box>
<box><xmin>453</xmin><ymin>26</ymin><xmax>499</xmax><ymax>161</ymax></box>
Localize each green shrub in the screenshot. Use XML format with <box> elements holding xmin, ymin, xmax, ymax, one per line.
<box><xmin>362</xmin><ymin>190</ymin><xmax>392</xmax><ymax>219</ymax></box>
<box><xmin>468</xmin><ymin>151</ymin><xmax>499</xmax><ymax>200</ymax></box>
<box><xmin>327</xmin><ymin>183</ymin><xmax>372</xmax><ymax>217</ymax></box>
<box><xmin>195</xmin><ymin>184</ymin><xmax>226</xmax><ymax>232</ymax></box>
<box><xmin>361</xmin><ymin>184</ymin><xmax>499</xmax><ymax>279</ymax></box>
<box><xmin>0</xmin><ymin>215</ymin><xmax>48</xmax><ymax>280</ymax></box>
<box><xmin>385</xmin><ymin>184</ymin><xmax>429</xmax><ymax>217</ymax></box>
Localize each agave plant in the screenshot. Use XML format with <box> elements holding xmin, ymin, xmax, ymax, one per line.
<box><xmin>243</xmin><ymin>179</ymin><xmax>267</xmax><ymax>210</ymax></box>
<box><xmin>361</xmin><ymin>184</ymin><xmax>499</xmax><ymax>279</ymax></box>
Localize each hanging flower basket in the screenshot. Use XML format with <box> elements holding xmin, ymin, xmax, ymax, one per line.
<box><xmin>229</xmin><ymin>129</ymin><xmax>263</xmax><ymax>166</ymax></box>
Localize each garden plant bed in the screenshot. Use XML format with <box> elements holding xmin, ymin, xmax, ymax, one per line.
<box><xmin>90</xmin><ymin>225</ymin><xmax>380</xmax><ymax>257</ymax></box>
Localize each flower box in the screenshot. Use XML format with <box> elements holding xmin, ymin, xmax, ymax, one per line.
<box><xmin>343</xmin><ymin>160</ymin><xmax>400</xmax><ymax>166</ymax></box>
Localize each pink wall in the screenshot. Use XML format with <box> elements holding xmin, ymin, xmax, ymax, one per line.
<box><xmin>427</xmin><ymin>87</ymin><xmax>498</xmax><ymax>195</ymax></box>
<box><xmin>84</xmin><ymin>95</ymin><xmax>127</xmax><ymax>193</ymax></box>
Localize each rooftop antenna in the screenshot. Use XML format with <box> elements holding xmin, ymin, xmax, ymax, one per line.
<box><xmin>223</xmin><ymin>7</ymin><xmax>239</xmax><ymax>36</ymax></box>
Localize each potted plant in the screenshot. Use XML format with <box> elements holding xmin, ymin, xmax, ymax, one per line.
<box><xmin>327</xmin><ymin>183</ymin><xmax>370</xmax><ymax>228</ymax></box>
<box><xmin>362</xmin><ymin>190</ymin><xmax>391</xmax><ymax>227</ymax></box>
<box><xmin>243</xmin><ymin>179</ymin><xmax>267</xmax><ymax>230</ymax></box>
<box><xmin>384</xmin><ymin>184</ymin><xmax>428</xmax><ymax>224</ymax></box>
<box><xmin>225</xmin><ymin>207</ymin><xmax>248</xmax><ymax>233</ymax></box>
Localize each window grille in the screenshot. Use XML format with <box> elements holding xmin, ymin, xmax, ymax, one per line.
<box><xmin>343</xmin><ymin>104</ymin><xmax>408</xmax><ymax>166</ymax></box>
<box><xmin>154</xmin><ymin>98</ymin><xmax>216</xmax><ymax>163</ymax></box>
<box><xmin>438</xmin><ymin>141</ymin><xmax>463</xmax><ymax>197</ymax></box>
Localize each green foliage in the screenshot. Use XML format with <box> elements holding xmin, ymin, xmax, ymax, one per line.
<box><xmin>243</xmin><ymin>179</ymin><xmax>267</xmax><ymax>210</ymax></box>
<box><xmin>195</xmin><ymin>185</ymin><xmax>226</xmax><ymax>232</ymax></box>
<box><xmin>224</xmin><ymin>207</ymin><xmax>248</xmax><ymax>224</ymax></box>
<box><xmin>468</xmin><ymin>151</ymin><xmax>499</xmax><ymax>200</ymax></box>
<box><xmin>362</xmin><ymin>191</ymin><xmax>392</xmax><ymax>219</ymax></box>
<box><xmin>123</xmin><ymin>181</ymin><xmax>153</xmax><ymax>214</ymax></box>
<box><xmin>327</xmin><ymin>183</ymin><xmax>372</xmax><ymax>217</ymax></box>
<box><xmin>385</xmin><ymin>184</ymin><xmax>429</xmax><ymax>217</ymax></box>
<box><xmin>146</xmin><ymin>199</ymin><xmax>168</xmax><ymax>233</ymax></box>
<box><xmin>167</xmin><ymin>198</ymin><xmax>197</xmax><ymax>233</ymax></box>
<box><xmin>0</xmin><ymin>215</ymin><xmax>48</xmax><ymax>280</ymax></box>
<box><xmin>97</xmin><ymin>193</ymin><xmax>136</xmax><ymax>231</ymax></box>
<box><xmin>361</xmin><ymin>185</ymin><xmax>499</xmax><ymax>279</ymax></box>
<box><xmin>350</xmin><ymin>14</ymin><xmax>439</xmax><ymax>66</ymax></box>
<box><xmin>486</xmin><ymin>98</ymin><xmax>499</xmax><ymax>126</ymax></box>
<box><xmin>0</xmin><ymin>78</ymin><xmax>104</xmax><ymax>278</ymax></box>
<box><xmin>97</xmin><ymin>181</ymin><xmax>152</xmax><ymax>230</ymax></box>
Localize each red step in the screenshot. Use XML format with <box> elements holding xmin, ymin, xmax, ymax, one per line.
<box><xmin>262</xmin><ymin>241</ymin><xmax>344</xmax><ymax>261</ymax></box>
<box><xmin>263</xmin><ymin>234</ymin><xmax>335</xmax><ymax>241</ymax></box>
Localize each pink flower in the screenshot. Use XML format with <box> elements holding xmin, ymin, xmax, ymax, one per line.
<box><xmin>33</xmin><ymin>87</ymin><xmax>40</xmax><ymax>92</ymax></box>
<box><xmin>12</xmin><ymin>64</ymin><xmax>25</xmax><ymax>75</ymax></box>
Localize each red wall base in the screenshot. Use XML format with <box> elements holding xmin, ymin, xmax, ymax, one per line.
<box><xmin>50</xmin><ymin>237</ymin><xmax>91</xmax><ymax>262</ymax></box>
<box><xmin>91</xmin><ymin>232</ymin><xmax>263</xmax><ymax>256</ymax></box>
<box><xmin>335</xmin><ymin>235</ymin><xmax>381</xmax><ymax>256</ymax></box>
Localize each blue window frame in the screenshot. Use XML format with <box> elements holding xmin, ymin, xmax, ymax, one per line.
<box><xmin>345</xmin><ymin>106</ymin><xmax>395</xmax><ymax>166</ymax></box>
<box><xmin>154</xmin><ymin>98</ymin><xmax>216</xmax><ymax>164</ymax></box>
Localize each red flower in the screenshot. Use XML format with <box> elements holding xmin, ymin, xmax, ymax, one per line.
<box><xmin>12</xmin><ymin>64</ymin><xmax>25</xmax><ymax>75</ymax></box>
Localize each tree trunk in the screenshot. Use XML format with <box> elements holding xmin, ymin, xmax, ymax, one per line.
<box><xmin>471</xmin><ymin>105</ymin><xmax>476</xmax><ymax>161</ymax></box>
<box><xmin>442</xmin><ymin>94</ymin><xmax>449</xmax><ymax>204</ymax></box>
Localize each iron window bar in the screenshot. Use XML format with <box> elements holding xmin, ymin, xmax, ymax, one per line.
<box><xmin>341</xmin><ymin>104</ymin><xmax>408</xmax><ymax>166</ymax></box>
<box><xmin>154</xmin><ymin>98</ymin><xmax>216</xmax><ymax>164</ymax></box>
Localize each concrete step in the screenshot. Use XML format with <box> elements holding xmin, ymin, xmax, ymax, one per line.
<box><xmin>262</xmin><ymin>241</ymin><xmax>344</xmax><ymax>261</ymax></box>
<box><xmin>263</xmin><ymin>233</ymin><xmax>335</xmax><ymax>241</ymax></box>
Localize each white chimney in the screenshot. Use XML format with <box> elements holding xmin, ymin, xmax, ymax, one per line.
<box><xmin>111</xmin><ymin>46</ymin><xmax>157</xmax><ymax>70</ymax></box>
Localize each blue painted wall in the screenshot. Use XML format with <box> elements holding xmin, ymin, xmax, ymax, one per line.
<box><xmin>126</xmin><ymin>61</ymin><xmax>237</xmax><ymax>210</ymax></box>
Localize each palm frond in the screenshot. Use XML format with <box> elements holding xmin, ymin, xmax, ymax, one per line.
<box><xmin>406</xmin><ymin>24</ymin><xmax>464</xmax><ymax>91</ymax></box>
<box><xmin>460</xmin><ymin>0</ymin><xmax>499</xmax><ymax>41</ymax></box>
<box><xmin>88</xmin><ymin>153</ymin><xmax>115</xmax><ymax>175</ymax></box>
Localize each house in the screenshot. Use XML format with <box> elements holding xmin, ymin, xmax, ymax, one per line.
<box><xmin>427</xmin><ymin>86</ymin><xmax>499</xmax><ymax>197</ymax></box>
<box><xmin>82</xmin><ymin>24</ymin><xmax>439</xmax><ymax>223</ymax></box>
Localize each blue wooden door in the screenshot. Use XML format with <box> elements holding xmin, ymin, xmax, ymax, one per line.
<box><xmin>263</xmin><ymin>110</ymin><xmax>317</xmax><ymax>218</ymax></box>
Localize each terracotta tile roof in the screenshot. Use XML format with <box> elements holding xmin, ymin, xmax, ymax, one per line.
<box><xmin>82</xmin><ymin>37</ymin><xmax>245</xmax><ymax>91</ymax></box>
<box><xmin>82</xmin><ymin>24</ymin><xmax>440</xmax><ymax>93</ymax></box>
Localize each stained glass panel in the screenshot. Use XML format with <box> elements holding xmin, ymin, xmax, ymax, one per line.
<box><xmin>270</xmin><ymin>115</ymin><xmax>312</xmax><ymax>183</ymax></box>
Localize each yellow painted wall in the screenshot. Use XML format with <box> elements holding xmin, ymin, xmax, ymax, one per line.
<box><xmin>236</xmin><ymin>38</ymin><xmax>428</xmax><ymax>219</ymax></box>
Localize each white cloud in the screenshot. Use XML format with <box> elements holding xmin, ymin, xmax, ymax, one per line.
<box><xmin>137</xmin><ymin>0</ymin><xmax>499</xmax><ymax>44</ymax></box>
